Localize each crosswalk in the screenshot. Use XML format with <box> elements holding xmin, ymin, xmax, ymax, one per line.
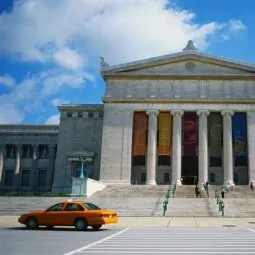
<box><xmin>64</xmin><ymin>228</ymin><xmax>255</xmax><ymax>254</ymax></box>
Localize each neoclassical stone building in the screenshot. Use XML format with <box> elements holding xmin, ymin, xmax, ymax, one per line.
<box><xmin>0</xmin><ymin>41</ymin><xmax>255</xmax><ymax>194</ymax></box>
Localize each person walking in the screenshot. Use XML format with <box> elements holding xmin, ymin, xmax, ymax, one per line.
<box><xmin>221</xmin><ymin>187</ymin><xmax>225</xmax><ymax>199</ymax></box>
<box><xmin>250</xmin><ymin>181</ymin><xmax>254</xmax><ymax>192</ymax></box>
<box><xmin>195</xmin><ymin>185</ymin><xmax>200</xmax><ymax>198</ymax></box>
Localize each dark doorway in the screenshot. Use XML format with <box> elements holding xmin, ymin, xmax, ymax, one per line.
<box><xmin>182</xmin><ymin>156</ymin><xmax>198</xmax><ymax>185</ymax></box>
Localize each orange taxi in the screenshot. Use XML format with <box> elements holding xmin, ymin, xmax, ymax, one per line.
<box><xmin>18</xmin><ymin>200</ymin><xmax>118</xmax><ymax>231</ymax></box>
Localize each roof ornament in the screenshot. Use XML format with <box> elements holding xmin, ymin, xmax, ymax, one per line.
<box><xmin>100</xmin><ymin>56</ymin><xmax>110</xmax><ymax>69</ymax></box>
<box><xmin>183</xmin><ymin>40</ymin><xmax>198</xmax><ymax>51</ymax></box>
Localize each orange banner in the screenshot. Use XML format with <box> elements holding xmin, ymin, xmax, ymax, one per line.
<box><xmin>158</xmin><ymin>113</ymin><xmax>172</xmax><ymax>155</ymax></box>
<box><xmin>132</xmin><ymin>112</ymin><xmax>148</xmax><ymax>156</ymax></box>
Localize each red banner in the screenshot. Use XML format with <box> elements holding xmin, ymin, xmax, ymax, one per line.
<box><xmin>183</xmin><ymin>112</ymin><xmax>197</xmax><ymax>156</ymax></box>
<box><xmin>132</xmin><ymin>112</ymin><xmax>148</xmax><ymax>156</ymax></box>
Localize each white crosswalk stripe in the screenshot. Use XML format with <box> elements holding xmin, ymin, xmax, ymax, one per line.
<box><xmin>70</xmin><ymin>228</ymin><xmax>255</xmax><ymax>254</ymax></box>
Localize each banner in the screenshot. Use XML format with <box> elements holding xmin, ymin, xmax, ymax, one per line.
<box><xmin>183</xmin><ymin>112</ymin><xmax>197</xmax><ymax>156</ymax></box>
<box><xmin>158</xmin><ymin>113</ymin><xmax>172</xmax><ymax>155</ymax></box>
<box><xmin>232</xmin><ymin>113</ymin><xmax>247</xmax><ymax>157</ymax></box>
<box><xmin>209</xmin><ymin>113</ymin><xmax>222</xmax><ymax>157</ymax></box>
<box><xmin>132</xmin><ymin>112</ymin><xmax>148</xmax><ymax>156</ymax></box>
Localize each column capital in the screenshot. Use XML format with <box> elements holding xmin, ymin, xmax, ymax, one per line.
<box><xmin>171</xmin><ymin>110</ymin><xmax>184</xmax><ymax>117</ymax></box>
<box><xmin>221</xmin><ymin>110</ymin><xmax>234</xmax><ymax>117</ymax></box>
<box><xmin>146</xmin><ymin>109</ymin><xmax>159</xmax><ymax>116</ymax></box>
<box><xmin>197</xmin><ymin>110</ymin><xmax>210</xmax><ymax>116</ymax></box>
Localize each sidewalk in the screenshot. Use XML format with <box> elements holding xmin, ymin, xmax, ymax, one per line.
<box><xmin>1</xmin><ymin>216</ymin><xmax>255</xmax><ymax>229</ymax></box>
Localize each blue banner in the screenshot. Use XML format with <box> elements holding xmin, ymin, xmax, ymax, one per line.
<box><xmin>232</xmin><ymin>113</ymin><xmax>247</xmax><ymax>157</ymax></box>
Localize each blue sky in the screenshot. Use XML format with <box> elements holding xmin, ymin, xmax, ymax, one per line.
<box><xmin>0</xmin><ymin>0</ymin><xmax>253</xmax><ymax>124</ymax></box>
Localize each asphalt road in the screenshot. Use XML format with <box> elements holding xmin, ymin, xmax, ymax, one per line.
<box><xmin>1</xmin><ymin>227</ymin><xmax>255</xmax><ymax>255</ymax></box>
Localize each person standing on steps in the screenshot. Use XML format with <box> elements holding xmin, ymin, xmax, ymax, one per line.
<box><xmin>221</xmin><ymin>187</ymin><xmax>225</xmax><ymax>199</ymax></box>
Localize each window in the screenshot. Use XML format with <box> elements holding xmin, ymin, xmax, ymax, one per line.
<box><xmin>21</xmin><ymin>170</ymin><xmax>30</xmax><ymax>186</ymax></box>
<box><xmin>73</xmin><ymin>162</ymin><xmax>87</xmax><ymax>178</ymax></box>
<box><xmin>22</xmin><ymin>145</ymin><xmax>33</xmax><ymax>159</ymax></box>
<box><xmin>88</xmin><ymin>112</ymin><xmax>93</xmax><ymax>118</ymax></box>
<box><xmin>141</xmin><ymin>173</ymin><xmax>146</xmax><ymax>183</ymax></box>
<box><xmin>6</xmin><ymin>145</ymin><xmax>16</xmax><ymax>158</ymax></box>
<box><xmin>78</xmin><ymin>112</ymin><xmax>83</xmax><ymax>118</ymax></box>
<box><xmin>83</xmin><ymin>203</ymin><xmax>101</xmax><ymax>210</ymax></box>
<box><xmin>47</xmin><ymin>203</ymin><xmax>65</xmax><ymax>212</ymax></box>
<box><xmin>133</xmin><ymin>156</ymin><xmax>146</xmax><ymax>166</ymax></box>
<box><xmin>4</xmin><ymin>170</ymin><xmax>14</xmax><ymax>186</ymax></box>
<box><xmin>210</xmin><ymin>173</ymin><xmax>215</xmax><ymax>183</ymax></box>
<box><xmin>158</xmin><ymin>156</ymin><xmax>171</xmax><ymax>166</ymax></box>
<box><xmin>99</xmin><ymin>112</ymin><xmax>104</xmax><ymax>118</ymax></box>
<box><xmin>235</xmin><ymin>157</ymin><xmax>247</xmax><ymax>166</ymax></box>
<box><xmin>64</xmin><ymin>203</ymin><xmax>84</xmax><ymax>211</ymax></box>
<box><xmin>38</xmin><ymin>145</ymin><xmax>49</xmax><ymax>159</ymax></box>
<box><xmin>67</xmin><ymin>112</ymin><xmax>72</xmax><ymax>117</ymax></box>
<box><xmin>210</xmin><ymin>157</ymin><xmax>222</xmax><ymax>167</ymax></box>
<box><xmin>234</xmin><ymin>173</ymin><xmax>239</xmax><ymax>183</ymax></box>
<box><xmin>164</xmin><ymin>173</ymin><xmax>170</xmax><ymax>183</ymax></box>
<box><xmin>37</xmin><ymin>170</ymin><xmax>47</xmax><ymax>187</ymax></box>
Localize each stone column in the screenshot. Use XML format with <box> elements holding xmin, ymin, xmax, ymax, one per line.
<box><xmin>221</xmin><ymin>110</ymin><xmax>234</xmax><ymax>185</ymax></box>
<box><xmin>171</xmin><ymin>110</ymin><xmax>184</xmax><ymax>185</ymax></box>
<box><xmin>30</xmin><ymin>144</ymin><xmax>38</xmax><ymax>190</ymax></box>
<box><xmin>0</xmin><ymin>145</ymin><xmax>4</xmax><ymax>186</ymax></box>
<box><xmin>146</xmin><ymin>109</ymin><xmax>159</xmax><ymax>185</ymax></box>
<box><xmin>197</xmin><ymin>110</ymin><xmax>210</xmax><ymax>184</ymax></box>
<box><xmin>12</xmin><ymin>145</ymin><xmax>21</xmax><ymax>190</ymax></box>
<box><xmin>247</xmin><ymin>112</ymin><xmax>255</xmax><ymax>183</ymax></box>
<box><xmin>46</xmin><ymin>145</ymin><xmax>55</xmax><ymax>190</ymax></box>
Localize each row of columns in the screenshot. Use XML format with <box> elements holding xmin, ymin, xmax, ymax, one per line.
<box><xmin>145</xmin><ymin>109</ymin><xmax>234</xmax><ymax>185</ymax></box>
<box><xmin>0</xmin><ymin>144</ymin><xmax>56</xmax><ymax>190</ymax></box>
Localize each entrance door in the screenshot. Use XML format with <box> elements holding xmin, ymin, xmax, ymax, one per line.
<box><xmin>182</xmin><ymin>156</ymin><xmax>198</xmax><ymax>185</ymax></box>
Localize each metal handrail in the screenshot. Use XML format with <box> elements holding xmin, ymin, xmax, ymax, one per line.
<box><xmin>163</xmin><ymin>182</ymin><xmax>177</xmax><ymax>216</ymax></box>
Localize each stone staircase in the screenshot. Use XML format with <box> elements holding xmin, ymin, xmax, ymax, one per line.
<box><xmin>88</xmin><ymin>185</ymin><xmax>170</xmax><ymax>216</ymax></box>
<box><xmin>0</xmin><ymin>185</ymin><xmax>255</xmax><ymax>217</ymax></box>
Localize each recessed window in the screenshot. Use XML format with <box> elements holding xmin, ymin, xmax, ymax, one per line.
<box><xmin>99</xmin><ymin>112</ymin><xmax>104</xmax><ymax>118</ymax></box>
<box><xmin>21</xmin><ymin>170</ymin><xmax>30</xmax><ymax>186</ymax></box>
<box><xmin>38</xmin><ymin>145</ymin><xmax>49</xmax><ymax>159</ymax></box>
<box><xmin>6</xmin><ymin>145</ymin><xmax>16</xmax><ymax>158</ymax></box>
<box><xmin>22</xmin><ymin>145</ymin><xmax>33</xmax><ymax>159</ymax></box>
<box><xmin>133</xmin><ymin>156</ymin><xmax>146</xmax><ymax>166</ymax></box>
<box><xmin>158</xmin><ymin>156</ymin><xmax>171</xmax><ymax>166</ymax></box>
<box><xmin>234</xmin><ymin>157</ymin><xmax>247</xmax><ymax>166</ymax></box>
<box><xmin>210</xmin><ymin>173</ymin><xmax>215</xmax><ymax>183</ymax></box>
<box><xmin>4</xmin><ymin>170</ymin><xmax>14</xmax><ymax>186</ymax></box>
<box><xmin>88</xmin><ymin>112</ymin><xmax>93</xmax><ymax>118</ymax></box>
<box><xmin>210</xmin><ymin>157</ymin><xmax>222</xmax><ymax>167</ymax></box>
<box><xmin>37</xmin><ymin>170</ymin><xmax>47</xmax><ymax>187</ymax></box>
<box><xmin>78</xmin><ymin>112</ymin><xmax>83</xmax><ymax>118</ymax></box>
<box><xmin>67</xmin><ymin>112</ymin><xmax>72</xmax><ymax>117</ymax></box>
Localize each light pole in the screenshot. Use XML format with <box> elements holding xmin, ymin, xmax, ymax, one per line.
<box><xmin>78</xmin><ymin>156</ymin><xmax>93</xmax><ymax>197</ymax></box>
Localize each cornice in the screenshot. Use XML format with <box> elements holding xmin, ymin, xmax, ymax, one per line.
<box><xmin>58</xmin><ymin>104</ymin><xmax>103</xmax><ymax>111</ymax></box>
<box><xmin>0</xmin><ymin>125</ymin><xmax>59</xmax><ymax>134</ymax></box>
<box><xmin>103</xmin><ymin>73</ymin><xmax>255</xmax><ymax>80</ymax></box>
<box><xmin>102</xmin><ymin>97</ymin><xmax>255</xmax><ymax>105</ymax></box>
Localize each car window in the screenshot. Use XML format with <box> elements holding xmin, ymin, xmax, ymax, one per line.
<box><xmin>64</xmin><ymin>203</ymin><xmax>84</xmax><ymax>211</ymax></box>
<box><xmin>47</xmin><ymin>203</ymin><xmax>65</xmax><ymax>212</ymax></box>
<box><xmin>83</xmin><ymin>203</ymin><xmax>101</xmax><ymax>210</ymax></box>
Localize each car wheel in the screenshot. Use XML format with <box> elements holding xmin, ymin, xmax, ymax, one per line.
<box><xmin>75</xmin><ymin>219</ymin><xmax>87</xmax><ymax>231</ymax></box>
<box><xmin>46</xmin><ymin>225</ymin><xmax>54</xmax><ymax>229</ymax></box>
<box><xmin>92</xmin><ymin>224</ymin><xmax>102</xmax><ymax>230</ymax></box>
<box><xmin>26</xmin><ymin>217</ymin><xmax>39</xmax><ymax>230</ymax></box>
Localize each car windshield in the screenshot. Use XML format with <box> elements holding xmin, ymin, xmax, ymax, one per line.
<box><xmin>83</xmin><ymin>203</ymin><xmax>101</xmax><ymax>210</ymax></box>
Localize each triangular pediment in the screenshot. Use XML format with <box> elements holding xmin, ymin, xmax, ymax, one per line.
<box><xmin>101</xmin><ymin>51</ymin><xmax>255</xmax><ymax>77</ymax></box>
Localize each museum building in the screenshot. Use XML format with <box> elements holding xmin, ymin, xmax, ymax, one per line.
<box><xmin>0</xmin><ymin>41</ymin><xmax>255</xmax><ymax>194</ymax></box>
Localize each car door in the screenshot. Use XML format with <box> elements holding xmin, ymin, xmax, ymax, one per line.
<box><xmin>39</xmin><ymin>203</ymin><xmax>65</xmax><ymax>226</ymax></box>
<box><xmin>60</xmin><ymin>203</ymin><xmax>85</xmax><ymax>225</ymax></box>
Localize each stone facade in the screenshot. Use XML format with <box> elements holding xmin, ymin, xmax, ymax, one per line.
<box><xmin>0</xmin><ymin>41</ymin><xmax>254</xmax><ymax>193</ymax></box>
